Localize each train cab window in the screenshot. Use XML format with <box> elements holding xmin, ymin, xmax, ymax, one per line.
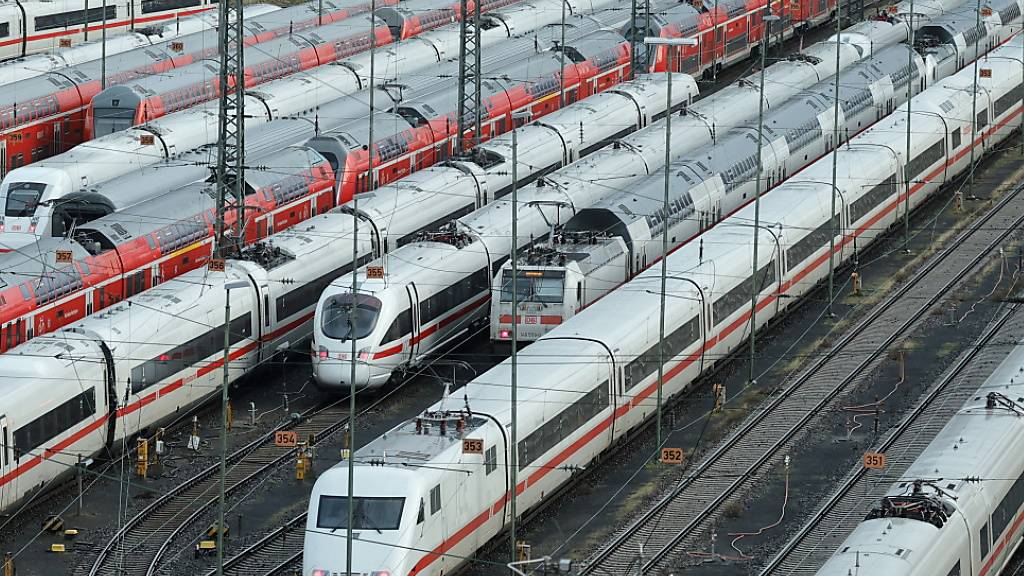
<box><xmin>0</xmin><ymin>23</ymin><xmax>9</xmax><ymax>39</ymax></box>
<box><xmin>321</xmin><ymin>293</ymin><xmax>381</xmax><ymax>341</ymax></box>
<box><xmin>429</xmin><ymin>484</ymin><xmax>441</xmax><ymax>514</ymax></box>
<box><xmin>499</xmin><ymin>270</ymin><xmax>565</xmax><ymax>304</ymax></box>
<box><xmin>976</xmin><ymin>109</ymin><xmax>988</xmax><ymax>130</ymax></box>
<box><xmin>946</xmin><ymin>560</ymin><xmax>961</xmax><ymax>576</ymax></box>
<box><xmin>417</xmin><ymin>499</ymin><xmax>425</xmax><ymax>524</ymax></box>
<box><xmin>951</xmin><ymin>128</ymin><xmax>961</xmax><ymax>150</ymax></box>
<box><xmin>980</xmin><ymin>522</ymin><xmax>990</xmax><ymax>560</ymax></box>
<box><xmin>92</xmin><ymin>107</ymin><xmax>137</xmax><ymax>137</ymax></box>
<box><xmin>315</xmin><ymin>495</ymin><xmax>405</xmax><ymax>531</ymax></box>
<box><xmin>4</xmin><ymin>182</ymin><xmax>45</xmax><ymax>217</ymax></box>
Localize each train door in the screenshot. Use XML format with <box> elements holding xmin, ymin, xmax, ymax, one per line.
<box><xmin>405</xmin><ymin>283</ymin><xmax>421</xmax><ymax>363</ymax></box>
<box><xmin>53</xmin><ymin>122</ymin><xmax>62</xmax><ymax>155</ymax></box>
<box><xmin>1</xmin><ymin>138</ymin><xmax>6</xmax><ymax>177</ymax></box>
<box><xmin>0</xmin><ymin>415</ymin><xmax>9</xmax><ymax>479</ymax></box>
<box><xmin>258</xmin><ymin>283</ymin><xmax>272</xmax><ymax>360</ymax></box>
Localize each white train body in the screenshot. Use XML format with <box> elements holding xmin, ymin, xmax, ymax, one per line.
<box><xmin>815</xmin><ymin>316</ymin><xmax>1024</xmax><ymax>575</ymax></box>
<box><xmin>0</xmin><ymin>72</ymin><xmax>689</xmax><ymax>512</ymax></box>
<box><xmin>491</xmin><ymin>41</ymin><xmax>932</xmax><ymax>342</ymax></box>
<box><xmin>0</xmin><ymin>203</ymin><xmax>381</xmax><ymax>512</ymax></box>
<box><xmin>302</xmin><ymin>32</ymin><xmax>1024</xmax><ymax>576</ymax></box>
<box><xmin>0</xmin><ymin>0</ymin><xmax>221</xmax><ymax>61</ymax></box>
<box><xmin>490</xmin><ymin>0</ymin><xmax>1024</xmax><ymax>343</ymax></box>
<box><xmin>0</xmin><ymin>0</ymin><xmax>611</xmax><ymax>251</ymax></box>
<box><xmin>309</xmin><ymin>73</ymin><xmax>700</xmax><ymax>389</ymax></box>
<box><xmin>311</xmin><ymin>16</ymin><xmax>934</xmax><ymax>388</ymax></box>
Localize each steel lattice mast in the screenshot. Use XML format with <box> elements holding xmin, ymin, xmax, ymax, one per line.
<box><xmin>456</xmin><ymin>0</ymin><xmax>483</xmax><ymax>154</ymax></box>
<box><xmin>215</xmin><ymin>0</ymin><xmax>246</xmax><ymax>257</ymax></box>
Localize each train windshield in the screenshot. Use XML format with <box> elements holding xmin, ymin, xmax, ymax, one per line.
<box><xmin>500</xmin><ymin>270</ymin><xmax>564</xmax><ymax>304</ymax></box>
<box><xmin>322</xmin><ymin>293</ymin><xmax>381</xmax><ymax>341</ymax></box>
<box><xmin>4</xmin><ymin>182</ymin><xmax>45</xmax><ymax>217</ymax></box>
<box><xmin>92</xmin><ymin>108</ymin><xmax>137</xmax><ymax>137</ymax></box>
<box><xmin>316</xmin><ymin>495</ymin><xmax>405</xmax><ymax>531</ymax></box>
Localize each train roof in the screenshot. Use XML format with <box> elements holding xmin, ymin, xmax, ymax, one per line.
<box><xmin>0</xmin><ymin>331</ymin><xmax>106</xmax><ymax>397</ymax></box>
<box><xmin>312</xmin><ymin>112</ymin><xmax>414</xmax><ymax>150</ymax></box>
<box><xmin>65</xmin><ymin>267</ymin><xmax>251</xmax><ymax>355</ymax></box>
<box><xmin>0</xmin><ymin>236</ymin><xmax>82</xmax><ymax>290</ymax></box>
<box><xmin>74</xmin><ymin>145</ymin><xmax>321</xmax><ymax>248</ymax></box>
<box><xmin>356</xmin><ymin>413</ymin><xmax>491</xmax><ymax>467</ymax></box>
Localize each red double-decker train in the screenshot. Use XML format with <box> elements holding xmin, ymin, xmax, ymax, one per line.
<box><xmin>0</xmin><ymin>145</ymin><xmax>334</xmax><ymax>352</ymax></box>
<box><xmin>85</xmin><ymin>15</ymin><xmax>393</xmax><ymax>137</ymax></box>
<box><xmin>0</xmin><ymin>0</ymin><xmax>390</xmax><ymax>176</ymax></box>
<box><xmin>310</xmin><ymin>29</ymin><xmax>632</xmax><ymax>201</ymax></box>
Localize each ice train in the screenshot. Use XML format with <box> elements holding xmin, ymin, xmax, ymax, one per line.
<box><xmin>312</xmin><ymin>3</ymin><xmax>976</xmax><ymax>388</ymax></box>
<box><xmin>300</xmin><ymin>31</ymin><xmax>1024</xmax><ymax>576</ymax></box>
<box><xmin>0</xmin><ymin>71</ymin><xmax>685</xmax><ymax>515</ymax></box>
<box><xmin>490</xmin><ymin>0</ymin><xmax>1024</xmax><ymax>342</ymax></box>
<box><xmin>0</xmin><ymin>0</ymin><xmax>218</xmax><ymax>60</ymax></box>
<box><xmin>813</xmin><ymin>321</ymin><xmax>1024</xmax><ymax>575</ymax></box>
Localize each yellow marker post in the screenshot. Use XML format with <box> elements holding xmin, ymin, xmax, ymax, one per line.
<box><xmin>136</xmin><ymin>438</ymin><xmax>149</xmax><ymax>478</ymax></box>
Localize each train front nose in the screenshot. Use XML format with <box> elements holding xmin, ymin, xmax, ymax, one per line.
<box><xmin>314</xmin><ymin>292</ymin><xmax>393</xmax><ymax>391</ymax></box>
<box><xmin>312</xmin><ymin>350</ymin><xmax>376</xmax><ymax>390</ymax></box>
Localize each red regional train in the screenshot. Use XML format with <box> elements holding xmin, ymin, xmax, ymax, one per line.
<box><xmin>0</xmin><ymin>0</ymin><xmax>391</xmax><ymax>176</ymax></box>
<box><xmin>85</xmin><ymin>15</ymin><xmax>393</xmax><ymax>137</ymax></box>
<box><xmin>311</xmin><ymin>29</ymin><xmax>632</xmax><ymax>200</ymax></box>
<box><xmin>630</xmin><ymin>0</ymin><xmax>836</xmax><ymax>75</ymax></box>
<box><xmin>0</xmin><ymin>145</ymin><xmax>334</xmax><ymax>352</ymax></box>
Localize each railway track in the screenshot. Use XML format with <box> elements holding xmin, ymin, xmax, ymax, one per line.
<box><xmin>208</xmin><ymin>513</ymin><xmax>305</xmax><ymax>576</ymax></box>
<box><xmin>758</xmin><ymin>300</ymin><xmax>1024</xmax><ymax>575</ymax></box>
<box><xmin>88</xmin><ymin>397</ymin><xmax>354</xmax><ymax>576</ymax></box>
<box><xmin>582</xmin><ymin>179</ymin><xmax>1024</xmax><ymax>575</ymax></box>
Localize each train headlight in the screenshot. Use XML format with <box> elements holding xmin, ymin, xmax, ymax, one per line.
<box><xmin>311</xmin><ymin>570</ymin><xmax>327</xmax><ymax>576</ymax></box>
<box><xmin>370</xmin><ymin>572</ymin><xmax>391</xmax><ymax>576</ymax></box>
<box><xmin>499</xmin><ymin>330</ymin><xmax>510</xmax><ymax>339</ymax></box>
<box><xmin>358</xmin><ymin>348</ymin><xmax>371</xmax><ymax>361</ymax></box>
<box><xmin>317</xmin><ymin>346</ymin><xmax>329</xmax><ymax>360</ymax></box>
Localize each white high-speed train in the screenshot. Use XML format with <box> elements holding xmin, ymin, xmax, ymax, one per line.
<box><xmin>301</xmin><ymin>34</ymin><xmax>1024</xmax><ymax>576</ymax></box>
<box><xmin>311</xmin><ymin>0</ymin><xmax>1000</xmax><ymax>388</ymax></box>
<box><xmin>489</xmin><ymin>0</ymin><xmax>1024</xmax><ymax>342</ymax></box>
<box><xmin>0</xmin><ymin>0</ymin><xmax>217</xmax><ymax>61</ymax></box>
<box><xmin>814</xmin><ymin>341</ymin><xmax>1024</xmax><ymax>576</ymax></box>
<box><xmin>0</xmin><ymin>71</ymin><xmax>686</xmax><ymax>515</ymax></box>
<box><xmin>315</xmin><ymin>41</ymin><xmax>925</xmax><ymax>386</ymax></box>
<box><xmin>0</xmin><ymin>0</ymin><xmax>633</xmax><ymax>253</ymax></box>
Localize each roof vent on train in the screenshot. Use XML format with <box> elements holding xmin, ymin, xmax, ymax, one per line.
<box><xmin>461</xmin><ymin>147</ymin><xmax>504</xmax><ymax>169</ymax></box>
<box><xmin>414</xmin><ymin>222</ymin><xmax>473</xmax><ymax>248</ymax></box>
<box><xmin>238</xmin><ymin>241</ymin><xmax>295</xmax><ymax>269</ymax></box>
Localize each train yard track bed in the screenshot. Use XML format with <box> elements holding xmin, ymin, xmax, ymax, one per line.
<box><xmin>0</xmin><ymin>359</ymin><xmax>321</xmax><ymax>576</ymax></box>
<box><xmin>483</xmin><ymin>144</ymin><xmax>1024</xmax><ymax>575</ymax></box>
